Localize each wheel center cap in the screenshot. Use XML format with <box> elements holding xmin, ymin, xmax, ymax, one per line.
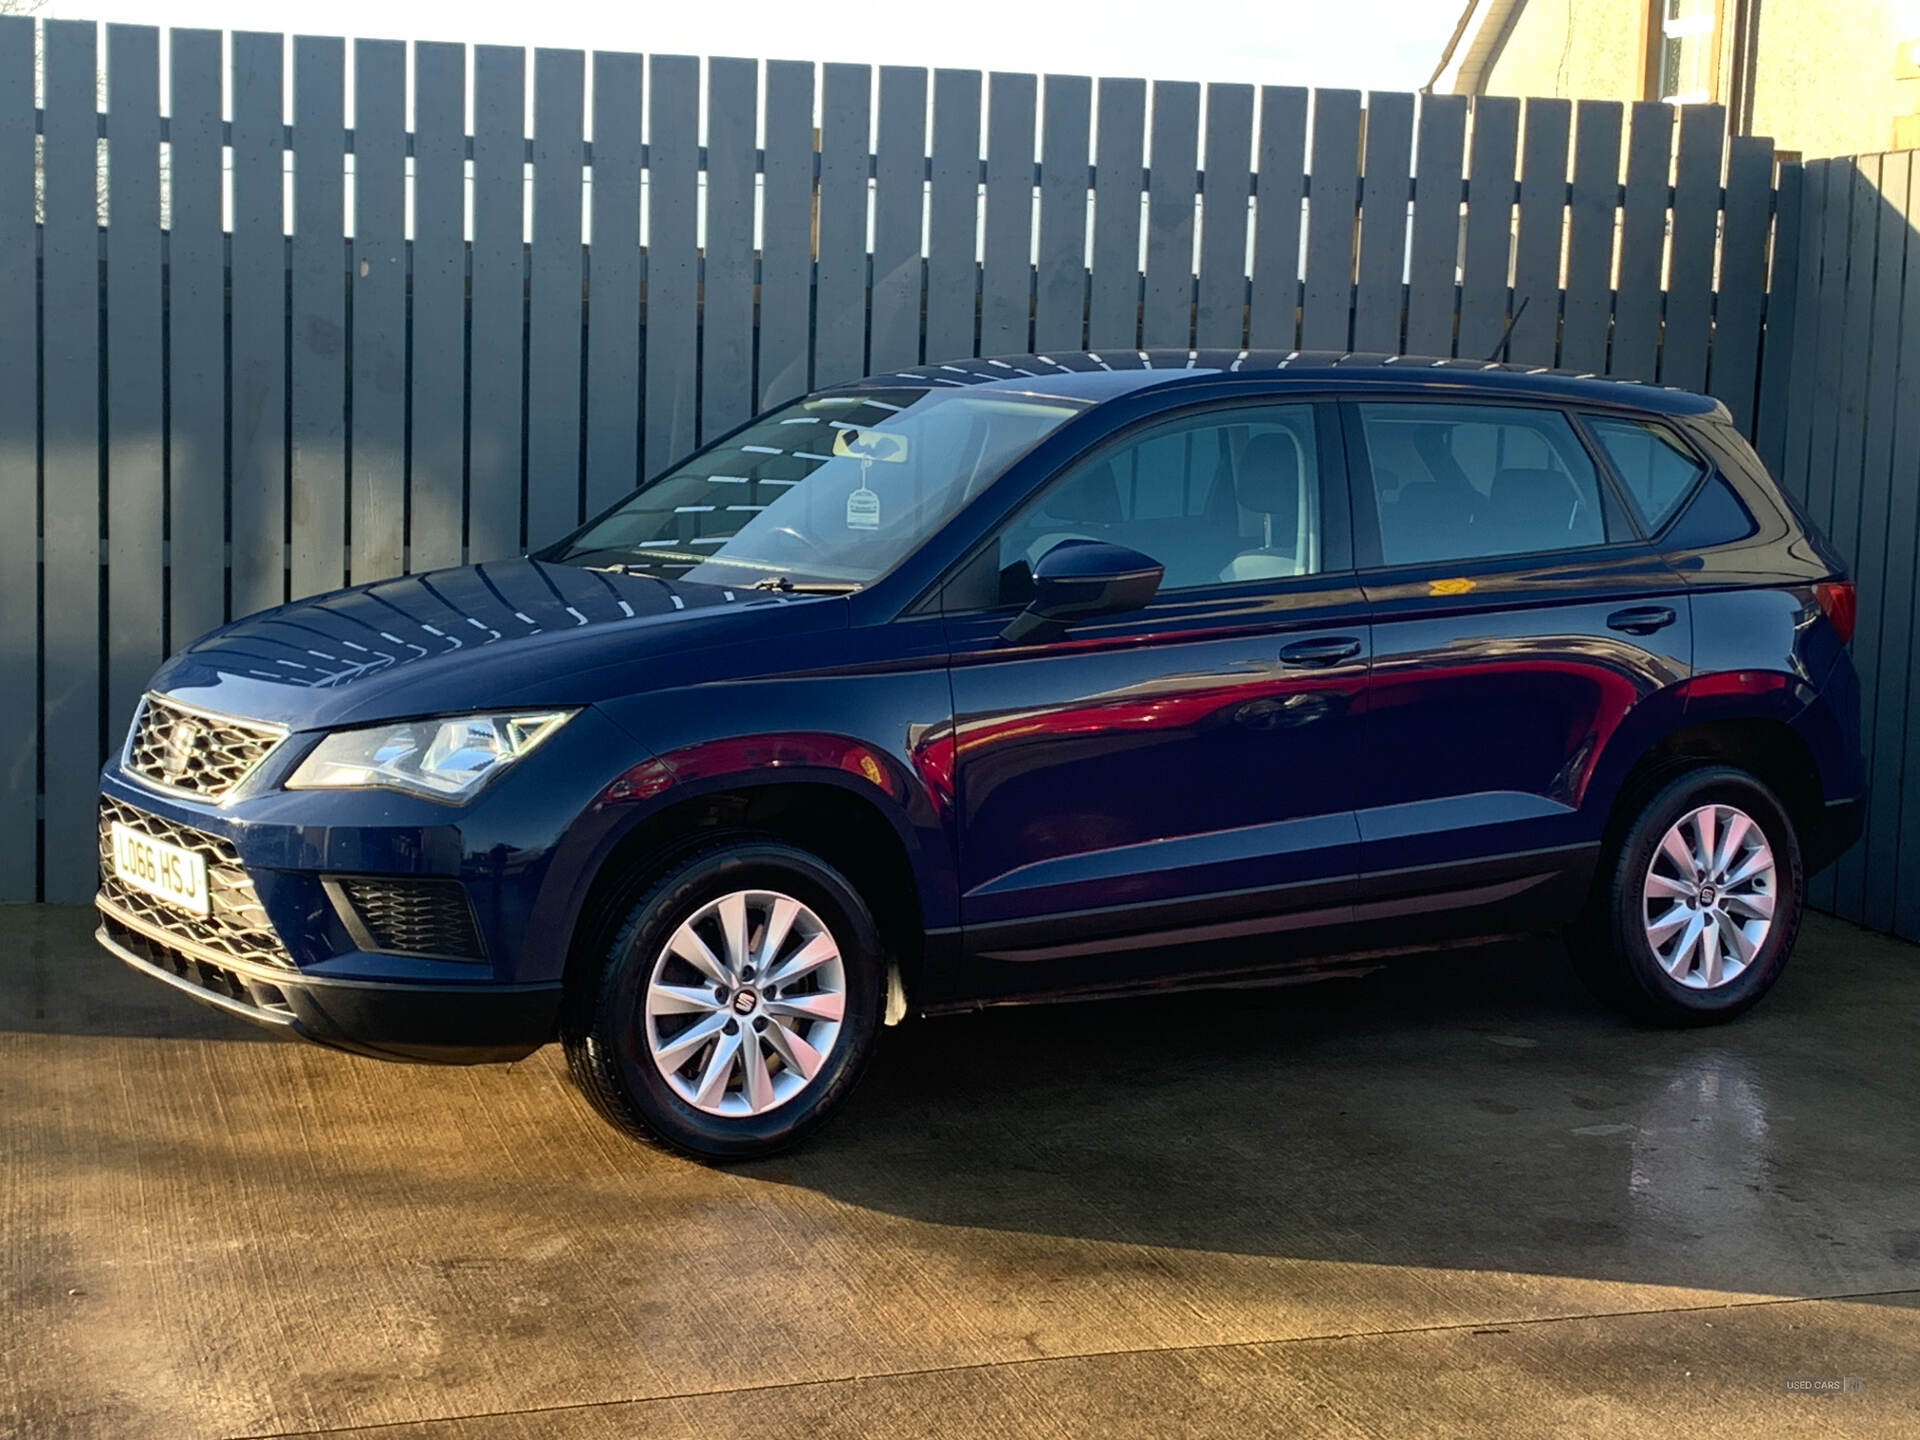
<box><xmin>1699</xmin><ymin>884</ymin><xmax>1718</xmax><ymax>906</ymax></box>
<box><xmin>731</xmin><ymin>987</ymin><xmax>758</xmax><ymax>1016</ymax></box>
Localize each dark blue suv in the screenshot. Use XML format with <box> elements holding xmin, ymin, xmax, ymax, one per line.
<box><xmin>96</xmin><ymin>352</ymin><xmax>1864</xmax><ymax>1158</ymax></box>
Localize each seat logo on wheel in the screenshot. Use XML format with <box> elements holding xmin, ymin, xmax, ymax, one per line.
<box><xmin>731</xmin><ymin>988</ymin><xmax>757</xmax><ymax>1015</ymax></box>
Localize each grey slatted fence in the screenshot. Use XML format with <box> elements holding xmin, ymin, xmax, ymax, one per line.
<box><xmin>0</xmin><ymin>16</ymin><xmax>1899</xmax><ymax>937</ymax></box>
<box><xmin>1772</xmin><ymin>151</ymin><xmax>1920</xmax><ymax>942</ymax></box>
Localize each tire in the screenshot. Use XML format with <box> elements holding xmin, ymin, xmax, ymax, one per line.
<box><xmin>1572</xmin><ymin>764</ymin><xmax>1803</xmax><ymax>1026</ymax></box>
<box><xmin>563</xmin><ymin>834</ymin><xmax>885</xmax><ymax>1160</ymax></box>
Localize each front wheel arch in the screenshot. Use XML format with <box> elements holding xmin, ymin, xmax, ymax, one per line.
<box><xmin>562</xmin><ymin>777</ymin><xmax>929</xmax><ymax>1022</ymax></box>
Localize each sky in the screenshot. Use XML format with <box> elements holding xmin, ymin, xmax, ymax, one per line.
<box><xmin>34</xmin><ymin>0</ymin><xmax>1466</xmax><ymax>94</ymax></box>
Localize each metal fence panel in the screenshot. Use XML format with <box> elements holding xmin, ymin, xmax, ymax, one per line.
<box><xmin>0</xmin><ymin>16</ymin><xmax>36</xmax><ymax>899</ymax></box>
<box><xmin>104</xmin><ymin>24</ymin><xmax>165</xmax><ymax>740</ymax></box>
<box><xmin>1507</xmin><ymin>97</ymin><xmax>1568</xmax><ymax>365</ymax></box>
<box><xmin>1088</xmin><ymin>77</ymin><xmax>1145</xmax><ymax>351</ymax></box>
<box><xmin>1611</xmin><ymin>102</ymin><xmax>1673</xmax><ymax>382</ymax></box>
<box><xmin>1035</xmin><ymin>74</ymin><xmax>1093</xmax><ymax>354</ymax></box>
<box><xmin>527</xmin><ymin>47</ymin><xmax>586</xmax><ymax>546</ymax></box>
<box><xmin>289</xmin><ymin>36</ymin><xmax>347</xmax><ymax>599</ymax></box>
<box><xmin>1559</xmin><ymin>100</ymin><xmax>1620</xmax><ymax>374</ymax></box>
<box><xmin>1143</xmin><ymin>80</ymin><xmax>1200</xmax><ymax>348</ymax></box>
<box><xmin>982</xmin><ymin>71</ymin><xmax>1037</xmax><ymax>356</ymax></box>
<box><xmin>646</xmin><ymin>56</ymin><xmax>700</xmax><ymax>474</ymax></box>
<box><xmin>1302</xmin><ymin>88</ymin><xmax>1360</xmax><ymax>350</ymax></box>
<box><xmin>815</xmin><ymin>61</ymin><xmax>872</xmax><ymax>386</ymax></box>
<box><xmin>1834</xmin><ymin>150</ymin><xmax>1910</xmax><ymax>921</ymax></box>
<box><xmin>703</xmin><ymin>57</ymin><xmax>758</xmax><ymax>432</ymax></box>
<box><xmin>351</xmin><ymin>38</ymin><xmax>408</xmax><ymax>581</ymax></box>
<box><xmin>871</xmin><ymin>66</ymin><xmax>928</xmax><ymax>375</ymax></box>
<box><xmin>11</xmin><ymin>21</ymin><xmax>1920</xmax><ymax>940</ymax></box>
<box><xmin>1878</xmin><ymin>158</ymin><xmax>1920</xmax><ymax>937</ymax></box>
<box><xmin>1458</xmin><ymin>94</ymin><xmax>1518</xmax><ymax>361</ymax></box>
<box><xmin>1753</xmin><ymin>161</ymin><xmax>1803</xmax><ymax>480</ymax></box>
<box><xmin>585</xmin><ymin>49</ymin><xmax>643</xmax><ymax>518</ymax></box>
<box><xmin>166</xmin><ymin>29</ymin><xmax>226</xmax><ymax>645</ymax></box>
<box><xmin>1404</xmin><ymin>92</ymin><xmax>1464</xmax><ymax>359</ymax></box>
<box><xmin>410</xmin><ymin>40</ymin><xmax>469</xmax><ymax>570</ymax></box>
<box><xmin>468</xmin><ymin>46</ymin><xmax>527</xmax><ymax>560</ymax></box>
<box><xmin>40</xmin><ymin>20</ymin><xmax>102</xmax><ymax>903</ymax></box>
<box><xmin>229</xmin><ymin>31</ymin><xmax>287</xmax><ymax>616</ymax></box>
<box><xmin>1709</xmin><ymin>135</ymin><xmax>1774</xmax><ymax>434</ymax></box>
<box><xmin>759</xmin><ymin>60</ymin><xmax>815</xmax><ymax>404</ymax></box>
<box><xmin>1352</xmin><ymin>89</ymin><xmax>1412</xmax><ymax>355</ymax></box>
<box><xmin>1661</xmin><ymin>104</ymin><xmax>1726</xmax><ymax>393</ymax></box>
<box><xmin>1776</xmin><ymin>159</ymin><xmax>1829</xmax><ymax>507</ymax></box>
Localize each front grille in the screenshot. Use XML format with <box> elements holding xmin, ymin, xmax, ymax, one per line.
<box><xmin>330</xmin><ymin>877</ymin><xmax>486</xmax><ymax>960</ymax></box>
<box><xmin>97</xmin><ymin>797</ymin><xmax>293</xmax><ymax>968</ymax></box>
<box><xmin>124</xmin><ymin>693</ymin><xmax>286</xmax><ymax>800</ymax></box>
<box><xmin>100</xmin><ymin>914</ymin><xmax>297</xmax><ymax>1020</ymax></box>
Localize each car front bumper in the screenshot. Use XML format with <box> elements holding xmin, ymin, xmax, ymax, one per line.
<box><xmin>95</xmin><ymin>902</ymin><xmax>560</xmax><ymax>1062</ymax></box>
<box><xmin>89</xmin><ymin>703</ymin><xmax>646</xmax><ymax>1064</ymax></box>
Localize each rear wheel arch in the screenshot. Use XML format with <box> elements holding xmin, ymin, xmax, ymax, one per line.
<box><xmin>1607</xmin><ymin>717</ymin><xmax>1824</xmax><ymax>858</ymax></box>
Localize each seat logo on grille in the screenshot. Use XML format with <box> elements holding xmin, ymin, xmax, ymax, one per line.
<box><xmin>161</xmin><ymin>719</ymin><xmax>205</xmax><ymax>781</ymax></box>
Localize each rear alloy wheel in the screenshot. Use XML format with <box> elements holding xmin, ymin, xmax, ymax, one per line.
<box><xmin>1575</xmin><ymin>765</ymin><xmax>1802</xmax><ymax>1025</ymax></box>
<box><xmin>1640</xmin><ymin>803</ymin><xmax>1779</xmax><ymax>991</ymax></box>
<box><xmin>565</xmin><ymin>837</ymin><xmax>884</xmax><ymax>1159</ymax></box>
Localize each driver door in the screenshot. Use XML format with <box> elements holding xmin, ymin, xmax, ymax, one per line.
<box><xmin>938</xmin><ymin>399</ymin><xmax>1371</xmax><ymax>999</ymax></box>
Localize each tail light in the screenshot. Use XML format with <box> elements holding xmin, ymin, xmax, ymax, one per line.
<box><xmin>1814</xmin><ymin>580</ymin><xmax>1856</xmax><ymax>646</ymax></box>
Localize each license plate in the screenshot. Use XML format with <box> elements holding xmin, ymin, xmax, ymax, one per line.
<box><xmin>110</xmin><ymin>821</ymin><xmax>209</xmax><ymax>917</ymax></box>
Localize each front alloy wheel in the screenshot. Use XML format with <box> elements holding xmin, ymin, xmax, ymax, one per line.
<box><xmin>644</xmin><ymin>889</ymin><xmax>847</xmax><ymax>1117</ymax></box>
<box><xmin>565</xmin><ymin>836</ymin><xmax>884</xmax><ymax>1160</ymax></box>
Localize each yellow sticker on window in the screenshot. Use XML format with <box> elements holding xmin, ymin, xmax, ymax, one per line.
<box><xmin>1429</xmin><ymin>576</ymin><xmax>1476</xmax><ymax>596</ymax></box>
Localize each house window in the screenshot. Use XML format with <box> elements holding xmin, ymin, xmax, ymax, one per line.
<box><xmin>1655</xmin><ymin>0</ymin><xmax>1722</xmax><ymax>104</ymax></box>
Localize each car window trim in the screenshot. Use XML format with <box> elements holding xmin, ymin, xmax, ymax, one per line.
<box><xmin>929</xmin><ymin>394</ymin><xmax>1356</xmax><ymax>617</ymax></box>
<box><xmin>1341</xmin><ymin>395</ymin><xmax>1653</xmax><ymax>573</ymax></box>
<box><xmin>1570</xmin><ymin>409</ymin><xmax>1716</xmax><ymax>542</ymax></box>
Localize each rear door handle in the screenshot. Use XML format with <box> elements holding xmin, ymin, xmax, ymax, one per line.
<box><xmin>1606</xmin><ymin>605</ymin><xmax>1677</xmax><ymax>636</ymax></box>
<box><xmin>1279</xmin><ymin>636</ymin><xmax>1363</xmax><ymax>667</ymax></box>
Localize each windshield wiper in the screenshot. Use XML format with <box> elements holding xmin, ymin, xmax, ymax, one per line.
<box><xmin>750</xmin><ymin>575</ymin><xmax>860</xmax><ymax>594</ymax></box>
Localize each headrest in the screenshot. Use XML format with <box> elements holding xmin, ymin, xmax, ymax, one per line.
<box><xmin>1236</xmin><ymin>433</ymin><xmax>1302</xmax><ymax>516</ymax></box>
<box><xmin>1047</xmin><ymin>459</ymin><xmax>1122</xmax><ymax>523</ymax></box>
<box><xmin>1490</xmin><ymin>467</ymin><xmax>1576</xmax><ymax>527</ymax></box>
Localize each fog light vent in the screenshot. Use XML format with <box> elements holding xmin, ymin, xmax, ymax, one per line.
<box><xmin>327</xmin><ymin>877</ymin><xmax>486</xmax><ymax>961</ymax></box>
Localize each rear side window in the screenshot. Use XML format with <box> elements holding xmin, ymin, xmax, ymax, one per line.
<box><xmin>1586</xmin><ymin>417</ymin><xmax>1708</xmax><ymax>532</ymax></box>
<box><xmin>1355</xmin><ymin>402</ymin><xmax>1615</xmax><ymax>566</ymax></box>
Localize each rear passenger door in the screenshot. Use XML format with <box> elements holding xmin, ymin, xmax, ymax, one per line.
<box><xmin>1344</xmin><ymin>399</ymin><xmax>1693</xmax><ymax>928</ymax></box>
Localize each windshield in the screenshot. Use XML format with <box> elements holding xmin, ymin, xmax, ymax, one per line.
<box><xmin>543</xmin><ymin>387</ymin><xmax>1086</xmax><ymax>589</ymax></box>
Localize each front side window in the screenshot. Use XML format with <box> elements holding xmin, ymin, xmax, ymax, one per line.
<box><xmin>983</xmin><ymin>404</ymin><xmax>1323</xmax><ymax>605</ymax></box>
<box><xmin>1587</xmin><ymin>416</ymin><xmax>1708</xmax><ymax>532</ymax></box>
<box><xmin>545</xmin><ymin>388</ymin><xmax>1086</xmax><ymax>590</ymax></box>
<box><xmin>1356</xmin><ymin>402</ymin><xmax>1616</xmax><ymax>567</ymax></box>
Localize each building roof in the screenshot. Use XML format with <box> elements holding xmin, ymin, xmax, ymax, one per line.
<box><xmin>1427</xmin><ymin>0</ymin><xmax>1529</xmax><ymax>94</ymax></box>
<box><xmin>845</xmin><ymin>350</ymin><xmax>1725</xmax><ymax>419</ymax></box>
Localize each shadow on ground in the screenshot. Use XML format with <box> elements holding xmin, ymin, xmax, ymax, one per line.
<box><xmin>749</xmin><ymin>919</ymin><xmax>1920</xmax><ymax>1300</ymax></box>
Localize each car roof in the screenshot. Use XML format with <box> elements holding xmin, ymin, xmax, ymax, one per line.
<box><xmin>836</xmin><ymin>349</ymin><xmax>1728</xmax><ymax>419</ymax></box>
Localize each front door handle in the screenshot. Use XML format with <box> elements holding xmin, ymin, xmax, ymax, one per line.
<box><xmin>1606</xmin><ymin>605</ymin><xmax>1678</xmax><ymax>636</ymax></box>
<box><xmin>1279</xmin><ymin>636</ymin><xmax>1363</xmax><ymax>667</ymax></box>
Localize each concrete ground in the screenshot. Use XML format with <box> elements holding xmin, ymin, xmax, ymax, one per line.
<box><xmin>2</xmin><ymin>905</ymin><xmax>1917</xmax><ymax>1439</ymax></box>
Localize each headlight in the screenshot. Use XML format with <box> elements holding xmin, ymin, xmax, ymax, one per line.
<box><xmin>286</xmin><ymin>711</ymin><xmax>574</xmax><ymax>801</ymax></box>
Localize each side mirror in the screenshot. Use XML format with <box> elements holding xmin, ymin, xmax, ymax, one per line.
<box><xmin>1001</xmin><ymin>539</ymin><xmax>1164</xmax><ymax>644</ymax></box>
